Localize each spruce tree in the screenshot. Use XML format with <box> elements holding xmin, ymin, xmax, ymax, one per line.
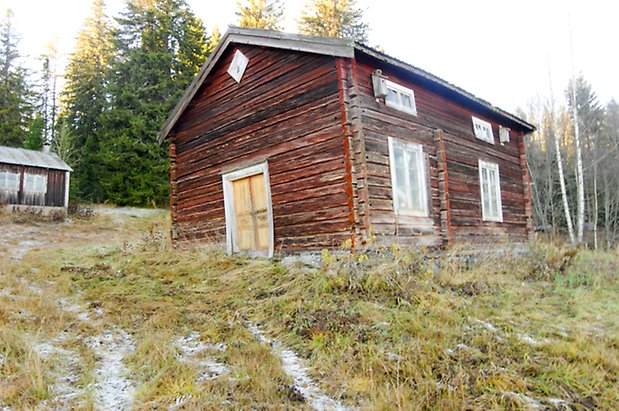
<box><xmin>236</xmin><ymin>0</ymin><xmax>284</xmax><ymax>30</ymax></box>
<box><xmin>23</xmin><ymin>114</ymin><xmax>44</xmax><ymax>150</ymax></box>
<box><xmin>60</xmin><ymin>0</ymin><xmax>114</xmax><ymax>201</ymax></box>
<box><xmin>97</xmin><ymin>0</ymin><xmax>210</xmax><ymax>206</ymax></box>
<box><xmin>299</xmin><ymin>0</ymin><xmax>369</xmax><ymax>43</ymax></box>
<box><xmin>0</xmin><ymin>9</ymin><xmax>31</xmax><ymax>147</ymax></box>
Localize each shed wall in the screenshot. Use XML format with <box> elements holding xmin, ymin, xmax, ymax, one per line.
<box><xmin>170</xmin><ymin>46</ymin><xmax>352</xmax><ymax>250</ymax></box>
<box><xmin>0</xmin><ymin>163</ymin><xmax>67</xmax><ymax>207</ymax></box>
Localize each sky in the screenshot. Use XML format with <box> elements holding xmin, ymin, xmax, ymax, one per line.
<box><xmin>2</xmin><ymin>0</ymin><xmax>618</xmax><ymax>115</ymax></box>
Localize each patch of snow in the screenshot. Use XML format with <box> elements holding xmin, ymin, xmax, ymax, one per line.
<box><xmin>474</xmin><ymin>319</ymin><xmax>498</xmax><ymax>332</ymax></box>
<box><xmin>86</xmin><ymin>328</ymin><xmax>136</xmax><ymax>410</ymax></box>
<box><xmin>14</xmin><ymin>308</ymin><xmax>35</xmax><ymax>320</ymax></box>
<box><xmin>11</xmin><ymin>239</ymin><xmax>43</xmax><ymax>260</ymax></box>
<box><xmin>505</xmin><ymin>391</ymin><xmax>542</xmax><ymax>409</ymax></box>
<box><xmin>385</xmin><ymin>352</ymin><xmax>402</xmax><ymax>361</ymax></box>
<box><xmin>0</xmin><ymin>289</ymin><xmax>15</xmax><ymax>299</ymax></box>
<box><xmin>175</xmin><ymin>332</ymin><xmax>230</xmax><ymax>382</ymax></box>
<box><xmin>28</xmin><ymin>284</ymin><xmax>43</xmax><ymax>294</ymax></box>
<box><xmin>247</xmin><ymin>323</ymin><xmax>352</xmax><ymax>411</ymax></box>
<box><xmin>169</xmin><ymin>394</ymin><xmax>192</xmax><ymax>410</ymax></box>
<box><xmin>547</xmin><ymin>398</ymin><xmax>568</xmax><ymax>407</ymax></box>
<box><xmin>31</xmin><ymin>333</ymin><xmax>83</xmax><ymax>406</ymax></box>
<box><xmin>517</xmin><ymin>333</ymin><xmax>549</xmax><ymax>346</ymax></box>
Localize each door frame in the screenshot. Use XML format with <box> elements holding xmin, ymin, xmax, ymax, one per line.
<box><xmin>222</xmin><ymin>161</ymin><xmax>274</xmax><ymax>257</ymax></box>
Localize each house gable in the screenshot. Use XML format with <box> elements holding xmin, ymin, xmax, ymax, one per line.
<box><xmin>168</xmin><ymin>44</ymin><xmax>353</xmax><ymax>249</ymax></box>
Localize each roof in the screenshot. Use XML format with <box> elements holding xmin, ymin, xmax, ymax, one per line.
<box><xmin>158</xmin><ymin>27</ymin><xmax>534</xmax><ymax>143</ymax></box>
<box><xmin>0</xmin><ymin>146</ymin><xmax>73</xmax><ymax>172</ymax></box>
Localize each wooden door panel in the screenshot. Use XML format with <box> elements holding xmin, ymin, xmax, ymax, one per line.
<box><xmin>233</xmin><ymin>178</ymin><xmax>254</xmax><ymax>250</ymax></box>
<box><xmin>232</xmin><ymin>172</ymin><xmax>270</xmax><ymax>252</ymax></box>
<box><xmin>249</xmin><ymin>174</ymin><xmax>269</xmax><ymax>250</ymax></box>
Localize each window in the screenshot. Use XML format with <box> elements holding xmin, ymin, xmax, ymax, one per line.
<box><xmin>499</xmin><ymin>126</ymin><xmax>510</xmax><ymax>144</ymax></box>
<box><xmin>472</xmin><ymin>116</ymin><xmax>494</xmax><ymax>143</ymax></box>
<box><xmin>0</xmin><ymin>171</ymin><xmax>19</xmax><ymax>191</ymax></box>
<box><xmin>388</xmin><ymin>137</ymin><xmax>428</xmax><ymax>216</ymax></box>
<box><xmin>23</xmin><ymin>173</ymin><xmax>47</xmax><ymax>194</ymax></box>
<box><xmin>479</xmin><ymin>160</ymin><xmax>502</xmax><ymax>222</ymax></box>
<box><xmin>227</xmin><ymin>50</ymin><xmax>249</xmax><ymax>83</ymax></box>
<box><xmin>384</xmin><ymin>80</ymin><xmax>417</xmax><ymax>115</ymax></box>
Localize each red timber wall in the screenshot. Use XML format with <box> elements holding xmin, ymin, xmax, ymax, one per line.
<box><xmin>168</xmin><ymin>45</ymin><xmax>353</xmax><ymax>251</ymax></box>
<box><xmin>353</xmin><ymin>53</ymin><xmax>532</xmax><ymax>246</ymax></box>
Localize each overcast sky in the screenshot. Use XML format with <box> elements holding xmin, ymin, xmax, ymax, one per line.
<box><xmin>3</xmin><ymin>0</ymin><xmax>618</xmax><ymax>114</ymax></box>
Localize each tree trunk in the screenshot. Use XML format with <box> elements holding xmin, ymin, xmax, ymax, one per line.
<box><xmin>571</xmin><ymin>83</ymin><xmax>586</xmax><ymax>244</ymax></box>
<box><xmin>553</xmin><ymin>116</ymin><xmax>576</xmax><ymax>244</ymax></box>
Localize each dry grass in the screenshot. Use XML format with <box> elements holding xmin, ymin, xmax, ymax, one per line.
<box><xmin>1</xmin><ymin>209</ymin><xmax>617</xmax><ymax>409</ymax></box>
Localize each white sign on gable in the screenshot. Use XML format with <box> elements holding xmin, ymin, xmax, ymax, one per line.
<box><xmin>227</xmin><ymin>50</ymin><xmax>249</xmax><ymax>83</ymax></box>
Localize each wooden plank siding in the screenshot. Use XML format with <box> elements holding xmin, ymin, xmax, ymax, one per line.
<box><xmin>169</xmin><ymin>46</ymin><xmax>352</xmax><ymax>251</ymax></box>
<box><xmin>353</xmin><ymin>53</ymin><xmax>531</xmax><ymax>245</ymax></box>
<box><xmin>0</xmin><ymin>163</ymin><xmax>66</xmax><ymax>207</ymax></box>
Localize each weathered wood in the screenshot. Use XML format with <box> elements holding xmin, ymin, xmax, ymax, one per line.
<box><xmin>169</xmin><ymin>46</ymin><xmax>350</xmax><ymax>250</ymax></box>
<box><xmin>0</xmin><ymin>164</ymin><xmax>66</xmax><ymax>208</ymax></box>
<box><xmin>354</xmin><ymin>55</ymin><xmax>530</xmax><ymax>245</ymax></box>
<box><xmin>166</xmin><ymin>31</ymin><xmax>534</xmax><ymax>253</ymax></box>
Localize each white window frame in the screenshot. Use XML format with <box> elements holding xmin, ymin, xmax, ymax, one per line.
<box><xmin>384</xmin><ymin>80</ymin><xmax>417</xmax><ymax>116</ymax></box>
<box><xmin>499</xmin><ymin>126</ymin><xmax>510</xmax><ymax>144</ymax></box>
<box><xmin>388</xmin><ymin>137</ymin><xmax>428</xmax><ymax>217</ymax></box>
<box><xmin>222</xmin><ymin>161</ymin><xmax>274</xmax><ymax>257</ymax></box>
<box><xmin>472</xmin><ymin>116</ymin><xmax>494</xmax><ymax>144</ymax></box>
<box><xmin>479</xmin><ymin>160</ymin><xmax>503</xmax><ymax>222</ymax></box>
<box><xmin>23</xmin><ymin>173</ymin><xmax>47</xmax><ymax>194</ymax></box>
<box><xmin>227</xmin><ymin>49</ymin><xmax>249</xmax><ymax>83</ymax></box>
<box><xmin>0</xmin><ymin>171</ymin><xmax>20</xmax><ymax>191</ymax></box>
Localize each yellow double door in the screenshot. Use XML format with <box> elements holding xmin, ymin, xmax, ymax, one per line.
<box><xmin>232</xmin><ymin>173</ymin><xmax>269</xmax><ymax>252</ymax></box>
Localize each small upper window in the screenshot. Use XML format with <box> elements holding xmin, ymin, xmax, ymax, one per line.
<box><xmin>227</xmin><ymin>50</ymin><xmax>249</xmax><ymax>83</ymax></box>
<box><xmin>23</xmin><ymin>174</ymin><xmax>47</xmax><ymax>194</ymax></box>
<box><xmin>388</xmin><ymin>137</ymin><xmax>428</xmax><ymax>216</ymax></box>
<box><xmin>472</xmin><ymin>116</ymin><xmax>494</xmax><ymax>143</ymax></box>
<box><xmin>384</xmin><ymin>80</ymin><xmax>417</xmax><ymax>115</ymax></box>
<box><xmin>479</xmin><ymin>160</ymin><xmax>502</xmax><ymax>222</ymax></box>
<box><xmin>0</xmin><ymin>171</ymin><xmax>19</xmax><ymax>191</ymax></box>
<box><xmin>499</xmin><ymin>126</ymin><xmax>510</xmax><ymax>144</ymax></box>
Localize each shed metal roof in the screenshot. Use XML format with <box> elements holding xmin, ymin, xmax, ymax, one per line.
<box><xmin>0</xmin><ymin>146</ymin><xmax>73</xmax><ymax>172</ymax></box>
<box><xmin>158</xmin><ymin>27</ymin><xmax>535</xmax><ymax>143</ymax></box>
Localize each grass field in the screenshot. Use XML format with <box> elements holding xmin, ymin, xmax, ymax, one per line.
<box><xmin>0</xmin><ymin>208</ymin><xmax>617</xmax><ymax>410</ymax></box>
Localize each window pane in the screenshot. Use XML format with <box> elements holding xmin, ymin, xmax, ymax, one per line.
<box><xmin>401</xmin><ymin>93</ymin><xmax>412</xmax><ymax>109</ymax></box>
<box><xmin>393</xmin><ymin>147</ymin><xmax>409</xmax><ymax>209</ymax></box>
<box><xmin>489</xmin><ymin>169</ymin><xmax>498</xmax><ymax>216</ymax></box>
<box><xmin>481</xmin><ymin>168</ymin><xmax>489</xmax><ymax>214</ymax></box>
<box><xmin>407</xmin><ymin>150</ymin><xmax>422</xmax><ymax>209</ymax></box>
<box><xmin>8</xmin><ymin>173</ymin><xmax>18</xmax><ymax>190</ymax></box>
<box><xmin>386</xmin><ymin>88</ymin><xmax>398</xmax><ymax>105</ymax></box>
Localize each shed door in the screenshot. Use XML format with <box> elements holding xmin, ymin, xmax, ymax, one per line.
<box><xmin>232</xmin><ymin>173</ymin><xmax>269</xmax><ymax>251</ymax></box>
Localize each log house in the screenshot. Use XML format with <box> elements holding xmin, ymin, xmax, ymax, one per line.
<box><xmin>159</xmin><ymin>28</ymin><xmax>535</xmax><ymax>256</ymax></box>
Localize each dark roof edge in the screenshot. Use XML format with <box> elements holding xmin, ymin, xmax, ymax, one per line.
<box><xmin>355</xmin><ymin>44</ymin><xmax>535</xmax><ymax>132</ymax></box>
<box><xmin>158</xmin><ymin>27</ymin><xmax>534</xmax><ymax>143</ymax></box>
